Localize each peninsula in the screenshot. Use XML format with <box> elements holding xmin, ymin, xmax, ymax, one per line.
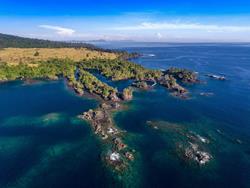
<box><xmin>0</xmin><ymin>33</ymin><xmax>199</xmax><ymax>172</ymax></box>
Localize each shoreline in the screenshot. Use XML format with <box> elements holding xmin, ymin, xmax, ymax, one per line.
<box><xmin>0</xmin><ymin>53</ymin><xmax>201</xmax><ymax>174</ymax></box>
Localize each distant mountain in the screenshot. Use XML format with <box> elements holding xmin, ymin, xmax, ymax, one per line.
<box><xmin>68</xmin><ymin>39</ymin><xmax>136</xmax><ymax>43</ymax></box>
<box><xmin>86</xmin><ymin>39</ymin><xmax>107</xmax><ymax>43</ymax></box>
<box><xmin>0</xmin><ymin>33</ymin><xmax>103</xmax><ymax>50</ymax></box>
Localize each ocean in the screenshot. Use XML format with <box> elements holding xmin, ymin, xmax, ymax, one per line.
<box><xmin>0</xmin><ymin>43</ymin><xmax>249</xmax><ymax>188</ymax></box>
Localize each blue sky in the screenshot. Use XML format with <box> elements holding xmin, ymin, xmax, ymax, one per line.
<box><xmin>1</xmin><ymin>0</ymin><xmax>250</xmax><ymax>42</ymax></box>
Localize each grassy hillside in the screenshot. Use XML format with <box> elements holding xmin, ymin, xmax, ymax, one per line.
<box><xmin>0</xmin><ymin>48</ymin><xmax>119</xmax><ymax>65</ymax></box>
<box><xmin>0</xmin><ymin>33</ymin><xmax>101</xmax><ymax>49</ymax></box>
<box><xmin>0</xmin><ymin>33</ymin><xmax>137</xmax><ymax>65</ymax></box>
<box><xmin>0</xmin><ymin>33</ymin><xmax>193</xmax><ymax>101</ymax></box>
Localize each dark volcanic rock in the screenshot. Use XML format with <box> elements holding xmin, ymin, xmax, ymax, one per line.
<box><xmin>158</xmin><ymin>74</ymin><xmax>187</xmax><ymax>94</ymax></box>
<box><xmin>132</xmin><ymin>81</ymin><xmax>150</xmax><ymax>89</ymax></box>
<box><xmin>166</xmin><ymin>67</ymin><xmax>199</xmax><ymax>83</ymax></box>
<box><xmin>79</xmin><ymin>102</ymin><xmax>135</xmax><ymax>172</ymax></box>
<box><xmin>184</xmin><ymin>143</ymin><xmax>212</xmax><ymax>165</ymax></box>
<box><xmin>108</xmin><ymin>92</ymin><xmax>120</xmax><ymax>102</ymax></box>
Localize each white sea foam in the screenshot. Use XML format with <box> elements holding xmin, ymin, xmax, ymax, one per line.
<box><xmin>143</xmin><ymin>53</ymin><xmax>156</xmax><ymax>57</ymax></box>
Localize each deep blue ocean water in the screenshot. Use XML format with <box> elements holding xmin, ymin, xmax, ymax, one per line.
<box><xmin>0</xmin><ymin>43</ymin><xmax>250</xmax><ymax>188</ymax></box>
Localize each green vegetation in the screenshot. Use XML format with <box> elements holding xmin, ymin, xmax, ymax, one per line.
<box><xmin>0</xmin><ymin>58</ymin><xmax>119</xmax><ymax>100</ymax></box>
<box><xmin>166</xmin><ymin>67</ymin><xmax>198</xmax><ymax>83</ymax></box>
<box><xmin>0</xmin><ymin>33</ymin><xmax>104</xmax><ymax>51</ymax></box>
<box><xmin>117</xmin><ymin>51</ymin><xmax>140</xmax><ymax>60</ymax></box>
<box><xmin>0</xmin><ymin>33</ymin><xmax>196</xmax><ymax>100</ymax></box>
<box><xmin>0</xmin><ymin>33</ymin><xmax>138</xmax><ymax>57</ymax></box>
<box><xmin>79</xmin><ymin>59</ymin><xmax>162</xmax><ymax>81</ymax></box>
<box><xmin>158</xmin><ymin>74</ymin><xmax>187</xmax><ymax>94</ymax></box>
<box><xmin>132</xmin><ymin>81</ymin><xmax>149</xmax><ymax>89</ymax></box>
<box><xmin>73</xmin><ymin>68</ymin><xmax>117</xmax><ymax>99</ymax></box>
<box><xmin>0</xmin><ymin>58</ymin><xmax>194</xmax><ymax>100</ymax></box>
<box><xmin>0</xmin><ymin>59</ymin><xmax>75</xmax><ymax>81</ymax></box>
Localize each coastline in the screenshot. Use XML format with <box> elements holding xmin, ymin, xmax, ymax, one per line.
<box><xmin>0</xmin><ymin>50</ymin><xmax>200</xmax><ymax>170</ymax></box>
<box><xmin>1</xmin><ymin>42</ymin><xmax>250</xmax><ymax>187</ymax></box>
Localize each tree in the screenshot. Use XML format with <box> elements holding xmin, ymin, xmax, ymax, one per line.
<box><xmin>34</xmin><ymin>51</ymin><xmax>39</xmax><ymax>56</ymax></box>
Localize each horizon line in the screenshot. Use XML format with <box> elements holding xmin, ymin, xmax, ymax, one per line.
<box><xmin>2</xmin><ymin>32</ymin><xmax>250</xmax><ymax>44</ymax></box>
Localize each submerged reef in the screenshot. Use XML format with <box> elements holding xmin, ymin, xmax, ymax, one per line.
<box><xmin>147</xmin><ymin>121</ymin><xmax>212</xmax><ymax>166</ymax></box>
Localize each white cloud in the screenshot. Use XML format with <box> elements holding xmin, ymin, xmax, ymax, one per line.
<box><xmin>156</xmin><ymin>32</ymin><xmax>163</xmax><ymax>39</ymax></box>
<box><xmin>39</xmin><ymin>25</ymin><xmax>75</xmax><ymax>36</ymax></box>
<box><xmin>113</xmin><ymin>22</ymin><xmax>250</xmax><ymax>32</ymax></box>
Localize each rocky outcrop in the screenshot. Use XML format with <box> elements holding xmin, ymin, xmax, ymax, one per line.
<box><xmin>80</xmin><ymin>106</ymin><xmax>111</xmax><ymax>136</ymax></box>
<box><xmin>158</xmin><ymin>74</ymin><xmax>188</xmax><ymax>97</ymax></box>
<box><xmin>119</xmin><ymin>52</ymin><xmax>141</xmax><ymax>60</ymax></box>
<box><xmin>121</xmin><ymin>87</ymin><xmax>133</xmax><ymax>100</ymax></box>
<box><xmin>108</xmin><ymin>91</ymin><xmax>120</xmax><ymax>102</ymax></box>
<box><xmin>132</xmin><ymin>81</ymin><xmax>150</xmax><ymax>90</ymax></box>
<box><xmin>79</xmin><ymin>102</ymin><xmax>135</xmax><ymax>172</ymax></box>
<box><xmin>166</xmin><ymin>67</ymin><xmax>199</xmax><ymax>83</ymax></box>
<box><xmin>206</xmin><ymin>74</ymin><xmax>226</xmax><ymax>80</ymax></box>
<box><xmin>147</xmin><ymin>120</ymin><xmax>212</xmax><ymax>166</ymax></box>
<box><xmin>184</xmin><ymin>142</ymin><xmax>212</xmax><ymax>165</ymax></box>
<box><xmin>74</xmin><ymin>87</ymin><xmax>84</xmax><ymax>96</ymax></box>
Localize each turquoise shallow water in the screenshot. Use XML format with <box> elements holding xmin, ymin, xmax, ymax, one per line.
<box><xmin>0</xmin><ymin>44</ymin><xmax>250</xmax><ymax>187</ymax></box>
<box><xmin>0</xmin><ymin>81</ymin><xmax>107</xmax><ymax>188</ymax></box>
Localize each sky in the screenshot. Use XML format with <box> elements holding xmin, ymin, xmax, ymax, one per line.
<box><xmin>1</xmin><ymin>0</ymin><xmax>250</xmax><ymax>42</ymax></box>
